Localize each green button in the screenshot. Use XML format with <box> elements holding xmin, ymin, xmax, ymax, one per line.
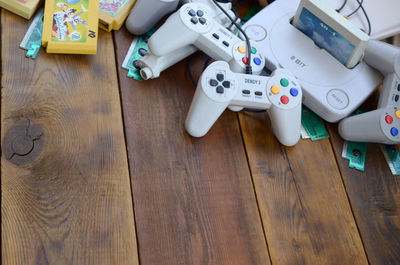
<box><xmin>251</xmin><ymin>46</ymin><xmax>257</xmax><ymax>54</ymax></box>
<box><xmin>280</xmin><ymin>78</ymin><xmax>289</xmax><ymax>87</ymax></box>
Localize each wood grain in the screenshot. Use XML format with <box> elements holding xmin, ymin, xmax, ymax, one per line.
<box><xmin>113</xmin><ymin>27</ymin><xmax>271</xmax><ymax>265</ymax></box>
<box><xmin>327</xmin><ymin>114</ymin><xmax>400</xmax><ymax>264</ymax></box>
<box><xmin>238</xmin><ymin>112</ymin><xmax>369</xmax><ymax>265</ymax></box>
<box><xmin>1</xmin><ymin>11</ymin><xmax>139</xmax><ymax>265</ymax></box>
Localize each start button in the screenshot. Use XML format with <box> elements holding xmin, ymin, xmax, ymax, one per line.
<box><xmin>327</xmin><ymin>89</ymin><xmax>349</xmax><ymax>110</ymax></box>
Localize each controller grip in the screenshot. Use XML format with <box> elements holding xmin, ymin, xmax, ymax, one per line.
<box><xmin>139</xmin><ymin>45</ymin><xmax>198</xmax><ymax>80</ymax></box>
<box><xmin>364</xmin><ymin>40</ymin><xmax>400</xmax><ymax>76</ymax></box>
<box><xmin>185</xmin><ymin>85</ymin><xmax>228</xmax><ymax>137</ymax></box>
<box><xmin>268</xmin><ymin>102</ymin><xmax>302</xmax><ymax>146</ymax></box>
<box><xmin>148</xmin><ymin>12</ymin><xmax>198</xmax><ymax>56</ymax></box>
<box><xmin>338</xmin><ymin>109</ymin><xmax>389</xmax><ymax>143</ymax></box>
<box><xmin>125</xmin><ymin>0</ymin><xmax>180</xmax><ymax>35</ymax></box>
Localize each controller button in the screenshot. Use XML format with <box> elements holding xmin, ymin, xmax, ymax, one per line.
<box><xmin>242</xmin><ymin>57</ymin><xmax>249</xmax><ymax>65</ymax></box>
<box><xmin>138</xmin><ymin>48</ymin><xmax>147</xmax><ymax>56</ymax></box>
<box><xmin>191</xmin><ymin>17</ymin><xmax>198</xmax><ymax>24</ymax></box>
<box><xmin>391</xmin><ymin>127</ymin><xmax>399</xmax><ymax>136</ymax></box>
<box><xmin>199</xmin><ymin>17</ymin><xmax>206</xmax><ymax>25</ymax></box>
<box><xmin>197</xmin><ymin>10</ymin><xmax>204</xmax><ymax>17</ymax></box>
<box><xmin>290</xmin><ymin>88</ymin><xmax>299</xmax><ymax>97</ymax></box>
<box><xmin>222</xmin><ymin>81</ymin><xmax>230</xmax><ymax>88</ymax></box>
<box><xmin>251</xmin><ymin>46</ymin><xmax>257</xmax><ymax>54</ymax></box>
<box><xmin>188</xmin><ymin>9</ymin><xmax>196</xmax><ymax>16</ymax></box>
<box><xmin>270</xmin><ymin>85</ymin><xmax>280</xmax><ymax>95</ymax></box>
<box><xmin>398</xmin><ymin>84</ymin><xmax>400</xmax><ymax>91</ymax></box>
<box><xmin>255</xmin><ymin>91</ymin><xmax>263</xmax><ymax>96</ymax></box>
<box><xmin>395</xmin><ymin>110</ymin><xmax>400</xmax><ymax>119</ymax></box>
<box><xmin>216</xmin><ymin>74</ymin><xmax>224</xmax><ymax>82</ymax></box>
<box><xmin>242</xmin><ymin>90</ymin><xmax>250</xmax><ymax>95</ymax></box>
<box><xmin>385</xmin><ymin>115</ymin><xmax>394</xmax><ymax>124</ymax></box>
<box><xmin>280</xmin><ymin>95</ymin><xmax>289</xmax><ymax>104</ymax></box>
<box><xmin>238</xmin><ymin>46</ymin><xmax>246</xmax><ymax>54</ymax></box>
<box><xmin>396</xmin><ymin>95</ymin><xmax>399</xmax><ymax>102</ymax></box>
<box><xmin>212</xmin><ymin>33</ymin><xmax>220</xmax><ymax>40</ymax></box>
<box><xmin>253</xmin><ymin>57</ymin><xmax>262</xmax><ymax>65</ymax></box>
<box><xmin>210</xmin><ymin>79</ymin><xmax>218</xmax><ymax>87</ymax></box>
<box><xmin>216</xmin><ymin>86</ymin><xmax>224</xmax><ymax>94</ymax></box>
<box><xmin>280</xmin><ymin>78</ymin><xmax>289</xmax><ymax>87</ymax></box>
<box><xmin>222</xmin><ymin>41</ymin><xmax>230</xmax><ymax>47</ymax></box>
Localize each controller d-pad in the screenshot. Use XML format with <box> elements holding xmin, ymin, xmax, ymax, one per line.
<box><xmin>188</xmin><ymin>9</ymin><xmax>196</xmax><ymax>16</ymax></box>
<box><xmin>188</xmin><ymin>9</ymin><xmax>207</xmax><ymax>25</ymax></box>
<box><xmin>222</xmin><ymin>81</ymin><xmax>230</xmax><ymax>88</ymax></box>
<box><xmin>217</xmin><ymin>74</ymin><xmax>224</xmax><ymax>82</ymax></box>
<box><xmin>191</xmin><ymin>17</ymin><xmax>198</xmax><ymax>24</ymax></box>
<box><xmin>210</xmin><ymin>79</ymin><xmax>218</xmax><ymax>87</ymax></box>
<box><xmin>216</xmin><ymin>86</ymin><xmax>224</xmax><ymax>94</ymax></box>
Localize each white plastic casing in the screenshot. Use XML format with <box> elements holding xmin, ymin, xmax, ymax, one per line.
<box><xmin>125</xmin><ymin>0</ymin><xmax>180</xmax><ymax>35</ymax></box>
<box><xmin>242</xmin><ymin>0</ymin><xmax>382</xmax><ymax>122</ymax></box>
<box><xmin>142</xmin><ymin>2</ymin><xmax>265</xmax><ymax>79</ymax></box>
<box><xmin>185</xmin><ymin>61</ymin><xmax>303</xmax><ymax>146</ymax></box>
<box><xmin>339</xmin><ymin>40</ymin><xmax>400</xmax><ymax>144</ymax></box>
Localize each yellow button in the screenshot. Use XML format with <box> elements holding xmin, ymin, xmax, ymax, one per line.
<box><xmin>271</xmin><ymin>85</ymin><xmax>280</xmax><ymax>95</ymax></box>
<box><xmin>395</xmin><ymin>110</ymin><xmax>400</xmax><ymax>119</ymax></box>
<box><xmin>238</xmin><ymin>46</ymin><xmax>246</xmax><ymax>54</ymax></box>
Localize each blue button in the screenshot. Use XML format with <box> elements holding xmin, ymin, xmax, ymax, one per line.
<box><xmin>290</xmin><ymin>88</ymin><xmax>298</xmax><ymax>97</ymax></box>
<box><xmin>391</xmin><ymin>127</ymin><xmax>399</xmax><ymax>136</ymax></box>
<box><xmin>253</xmin><ymin>57</ymin><xmax>262</xmax><ymax>65</ymax></box>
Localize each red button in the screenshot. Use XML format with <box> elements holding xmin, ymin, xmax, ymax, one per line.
<box><xmin>385</xmin><ymin>115</ymin><xmax>394</xmax><ymax>124</ymax></box>
<box><xmin>242</xmin><ymin>57</ymin><xmax>249</xmax><ymax>65</ymax></box>
<box><xmin>281</xmin><ymin>95</ymin><xmax>289</xmax><ymax>104</ymax></box>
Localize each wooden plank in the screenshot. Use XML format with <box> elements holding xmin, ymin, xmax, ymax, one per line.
<box><xmin>113</xmin><ymin>28</ymin><xmax>271</xmax><ymax>265</ymax></box>
<box><xmin>327</xmin><ymin>118</ymin><xmax>400</xmax><ymax>264</ymax></box>
<box><xmin>238</xmin><ymin>112</ymin><xmax>369</xmax><ymax>265</ymax></box>
<box><xmin>1</xmin><ymin>11</ymin><xmax>139</xmax><ymax>265</ymax></box>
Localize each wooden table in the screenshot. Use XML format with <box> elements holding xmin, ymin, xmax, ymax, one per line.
<box><xmin>1</xmin><ymin>2</ymin><xmax>400</xmax><ymax>264</ymax></box>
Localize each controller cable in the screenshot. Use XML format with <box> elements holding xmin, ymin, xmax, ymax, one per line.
<box><xmin>211</xmin><ymin>0</ymin><xmax>253</xmax><ymax>74</ymax></box>
<box><xmin>336</xmin><ymin>0</ymin><xmax>371</xmax><ymax>35</ymax></box>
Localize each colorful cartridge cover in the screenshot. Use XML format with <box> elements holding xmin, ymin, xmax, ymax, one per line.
<box><xmin>0</xmin><ymin>0</ymin><xmax>42</xmax><ymax>19</ymax></box>
<box><xmin>98</xmin><ymin>0</ymin><xmax>136</xmax><ymax>31</ymax></box>
<box><xmin>42</xmin><ymin>0</ymin><xmax>99</xmax><ymax>54</ymax></box>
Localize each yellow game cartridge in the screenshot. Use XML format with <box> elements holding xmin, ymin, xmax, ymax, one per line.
<box><xmin>0</xmin><ymin>0</ymin><xmax>42</xmax><ymax>19</ymax></box>
<box><xmin>98</xmin><ymin>0</ymin><xmax>136</xmax><ymax>32</ymax></box>
<box><xmin>42</xmin><ymin>0</ymin><xmax>99</xmax><ymax>54</ymax></box>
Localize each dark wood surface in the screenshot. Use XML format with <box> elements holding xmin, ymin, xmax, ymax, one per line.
<box><xmin>1</xmin><ymin>2</ymin><xmax>400</xmax><ymax>265</ymax></box>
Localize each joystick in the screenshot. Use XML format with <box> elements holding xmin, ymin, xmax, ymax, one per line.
<box><xmin>185</xmin><ymin>61</ymin><xmax>303</xmax><ymax>146</ymax></box>
<box><xmin>139</xmin><ymin>39</ymin><xmax>265</xmax><ymax>79</ymax></box>
<box><xmin>338</xmin><ymin>40</ymin><xmax>400</xmax><ymax>144</ymax></box>
<box><xmin>125</xmin><ymin>0</ymin><xmax>237</xmax><ymax>36</ymax></box>
<box><xmin>139</xmin><ymin>2</ymin><xmax>265</xmax><ymax>79</ymax></box>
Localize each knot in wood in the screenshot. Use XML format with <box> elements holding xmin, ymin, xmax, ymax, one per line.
<box><xmin>3</xmin><ymin>120</ymin><xmax>44</xmax><ymax>166</ymax></box>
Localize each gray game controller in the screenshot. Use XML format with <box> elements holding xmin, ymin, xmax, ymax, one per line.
<box><xmin>339</xmin><ymin>40</ymin><xmax>400</xmax><ymax>144</ymax></box>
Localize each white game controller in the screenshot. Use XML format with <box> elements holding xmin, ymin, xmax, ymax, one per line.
<box><xmin>139</xmin><ymin>39</ymin><xmax>265</xmax><ymax>80</ymax></box>
<box><xmin>339</xmin><ymin>40</ymin><xmax>400</xmax><ymax>144</ymax></box>
<box><xmin>185</xmin><ymin>61</ymin><xmax>303</xmax><ymax>146</ymax></box>
<box><xmin>140</xmin><ymin>2</ymin><xmax>265</xmax><ymax>79</ymax></box>
<box><xmin>125</xmin><ymin>0</ymin><xmax>237</xmax><ymax>36</ymax></box>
